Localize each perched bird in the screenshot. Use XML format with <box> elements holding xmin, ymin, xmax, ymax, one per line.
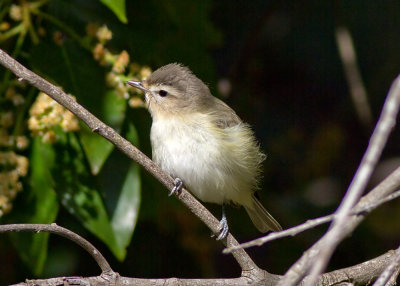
<box><xmin>127</xmin><ymin>63</ymin><xmax>282</xmax><ymax>239</ymax></box>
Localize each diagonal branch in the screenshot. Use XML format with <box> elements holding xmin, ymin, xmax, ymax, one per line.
<box><xmin>278</xmin><ymin>158</ymin><xmax>400</xmax><ymax>286</ymax></box>
<box><xmin>0</xmin><ymin>48</ymin><xmax>264</xmax><ymax>278</ymax></box>
<box><xmin>301</xmin><ymin>73</ymin><xmax>400</xmax><ymax>286</ymax></box>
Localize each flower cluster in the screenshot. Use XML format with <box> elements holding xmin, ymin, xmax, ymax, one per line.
<box><xmin>0</xmin><ymin>0</ymin><xmax>55</xmax><ymax>218</ymax></box>
<box><xmin>0</xmin><ymin>151</ymin><xmax>28</xmax><ymax>216</ymax></box>
<box><xmin>28</xmin><ymin>92</ymin><xmax>80</xmax><ymax>143</ymax></box>
<box><xmin>88</xmin><ymin>24</ymin><xmax>151</xmax><ymax>108</ymax></box>
<box><xmin>1</xmin><ymin>87</ymin><xmax>29</xmax><ymax>150</ymax></box>
<box><xmin>9</xmin><ymin>4</ymin><xmax>22</xmax><ymax>22</ymax></box>
<box><xmin>0</xmin><ymin>2</ymin><xmax>49</xmax><ymax>45</ymax></box>
<box><xmin>0</xmin><ymin>85</ymin><xmax>30</xmax><ymax>217</ymax></box>
<box><xmin>0</xmin><ymin>4</ymin><xmax>21</xmax><ymax>35</ymax></box>
<box><xmin>0</xmin><ymin>111</ymin><xmax>28</xmax><ymax>150</ymax></box>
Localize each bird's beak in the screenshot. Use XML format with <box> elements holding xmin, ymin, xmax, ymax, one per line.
<box><xmin>127</xmin><ymin>80</ymin><xmax>148</xmax><ymax>92</ymax></box>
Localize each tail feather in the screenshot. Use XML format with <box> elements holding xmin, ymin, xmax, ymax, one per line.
<box><xmin>245</xmin><ymin>196</ymin><xmax>282</xmax><ymax>233</ymax></box>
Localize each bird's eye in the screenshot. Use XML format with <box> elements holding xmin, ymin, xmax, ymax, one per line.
<box><xmin>158</xmin><ymin>90</ymin><xmax>168</xmax><ymax>97</ymax></box>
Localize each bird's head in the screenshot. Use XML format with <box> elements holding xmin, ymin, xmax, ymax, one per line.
<box><xmin>127</xmin><ymin>63</ymin><xmax>212</xmax><ymax>118</ymax></box>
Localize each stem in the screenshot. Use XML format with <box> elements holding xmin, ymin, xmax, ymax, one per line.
<box><xmin>32</xmin><ymin>10</ymin><xmax>92</xmax><ymax>51</ymax></box>
<box><xmin>11</xmin><ymin>85</ymin><xmax>36</xmax><ymax>143</ymax></box>
<box><xmin>22</xmin><ymin>0</ymin><xmax>39</xmax><ymax>44</ymax></box>
<box><xmin>29</xmin><ymin>0</ymin><xmax>51</xmax><ymax>10</ymax></box>
<box><xmin>0</xmin><ymin>29</ymin><xmax>26</xmax><ymax>96</ymax></box>
<box><xmin>0</xmin><ymin>23</ymin><xmax>25</xmax><ymax>41</ymax></box>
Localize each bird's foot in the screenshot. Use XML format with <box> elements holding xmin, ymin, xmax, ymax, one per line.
<box><xmin>217</xmin><ymin>216</ymin><xmax>229</xmax><ymax>240</ymax></box>
<box><xmin>216</xmin><ymin>208</ymin><xmax>229</xmax><ymax>240</ymax></box>
<box><xmin>169</xmin><ymin>178</ymin><xmax>183</xmax><ymax>196</ymax></box>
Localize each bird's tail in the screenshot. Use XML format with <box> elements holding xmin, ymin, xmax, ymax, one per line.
<box><xmin>244</xmin><ymin>196</ymin><xmax>282</xmax><ymax>233</ymax></box>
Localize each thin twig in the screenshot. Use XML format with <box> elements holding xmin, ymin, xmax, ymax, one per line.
<box><xmin>0</xmin><ymin>48</ymin><xmax>263</xmax><ymax>277</ymax></box>
<box><xmin>225</xmin><ymin>215</ymin><xmax>332</xmax><ymax>254</ymax></box>
<box><xmin>356</xmin><ymin>189</ymin><xmax>400</xmax><ymax>214</ymax></box>
<box><xmin>278</xmin><ymin>162</ymin><xmax>400</xmax><ymax>286</ymax></box>
<box><xmin>0</xmin><ymin>223</ymin><xmax>114</xmax><ymax>275</ymax></box>
<box><xmin>224</xmin><ymin>189</ymin><xmax>400</xmax><ymax>253</ymax></box>
<box><xmin>302</xmin><ymin>74</ymin><xmax>400</xmax><ymax>286</ymax></box>
<box><xmin>336</xmin><ymin>26</ymin><xmax>372</xmax><ymax>127</ymax></box>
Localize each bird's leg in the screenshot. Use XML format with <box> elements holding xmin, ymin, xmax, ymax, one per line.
<box><xmin>169</xmin><ymin>178</ymin><xmax>183</xmax><ymax>196</ymax></box>
<box><xmin>216</xmin><ymin>204</ymin><xmax>229</xmax><ymax>240</ymax></box>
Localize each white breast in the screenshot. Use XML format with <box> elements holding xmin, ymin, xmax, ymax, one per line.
<box><xmin>150</xmin><ymin>114</ymin><xmax>254</xmax><ymax>207</ymax></box>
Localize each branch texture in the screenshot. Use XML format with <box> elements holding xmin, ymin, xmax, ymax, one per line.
<box><xmin>9</xmin><ymin>250</ymin><xmax>397</xmax><ymax>286</ymax></box>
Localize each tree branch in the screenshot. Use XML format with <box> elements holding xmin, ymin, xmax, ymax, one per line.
<box><xmin>9</xmin><ymin>250</ymin><xmax>397</xmax><ymax>286</ymax></box>
<box><xmin>1</xmin><ymin>48</ymin><xmax>398</xmax><ymax>286</ymax></box>
<box><xmin>0</xmin><ymin>223</ymin><xmax>115</xmax><ymax>276</ymax></box>
<box><xmin>278</xmin><ymin>157</ymin><xmax>400</xmax><ymax>286</ymax></box>
<box><xmin>316</xmin><ymin>250</ymin><xmax>398</xmax><ymax>286</ymax></box>
<box><xmin>10</xmin><ymin>276</ymin><xmax>264</xmax><ymax>286</ymax></box>
<box><xmin>224</xmin><ymin>187</ymin><xmax>400</xmax><ymax>254</ymax></box>
<box><xmin>302</xmin><ymin>73</ymin><xmax>400</xmax><ymax>286</ymax></box>
<box><xmin>0</xmin><ymin>48</ymin><xmax>265</xmax><ymax>278</ymax></box>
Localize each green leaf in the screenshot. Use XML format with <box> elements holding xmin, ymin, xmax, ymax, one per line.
<box><xmin>79</xmin><ymin>124</ymin><xmax>114</xmax><ymax>175</ymax></box>
<box><xmin>80</xmin><ymin>91</ymin><xmax>126</xmax><ymax>175</ymax></box>
<box><xmin>111</xmin><ymin>123</ymin><xmax>141</xmax><ymax>249</ymax></box>
<box><xmin>103</xmin><ymin>90</ymin><xmax>127</xmax><ymax>129</ymax></box>
<box><xmin>54</xmin><ymin>133</ymin><xmax>125</xmax><ymax>260</ymax></box>
<box><xmin>65</xmin><ymin>183</ymin><xmax>124</xmax><ymax>259</ymax></box>
<box><xmin>99</xmin><ymin>0</ymin><xmax>127</xmax><ymax>23</ymax></box>
<box><xmin>9</xmin><ymin>138</ymin><xmax>59</xmax><ymax>275</ymax></box>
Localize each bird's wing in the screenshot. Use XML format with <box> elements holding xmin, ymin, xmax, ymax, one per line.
<box><xmin>208</xmin><ymin>97</ymin><xmax>242</xmax><ymax>128</ymax></box>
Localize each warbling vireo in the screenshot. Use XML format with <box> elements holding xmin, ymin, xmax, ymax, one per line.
<box><xmin>127</xmin><ymin>63</ymin><xmax>282</xmax><ymax>239</ymax></box>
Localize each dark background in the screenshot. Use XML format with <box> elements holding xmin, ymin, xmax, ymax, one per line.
<box><xmin>1</xmin><ymin>0</ymin><xmax>400</xmax><ymax>283</ymax></box>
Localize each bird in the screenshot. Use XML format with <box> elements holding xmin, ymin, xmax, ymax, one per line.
<box><xmin>127</xmin><ymin>63</ymin><xmax>282</xmax><ymax>239</ymax></box>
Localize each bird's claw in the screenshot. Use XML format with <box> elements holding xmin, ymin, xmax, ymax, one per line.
<box><xmin>169</xmin><ymin>178</ymin><xmax>183</xmax><ymax>196</ymax></box>
<box><xmin>216</xmin><ymin>215</ymin><xmax>229</xmax><ymax>240</ymax></box>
